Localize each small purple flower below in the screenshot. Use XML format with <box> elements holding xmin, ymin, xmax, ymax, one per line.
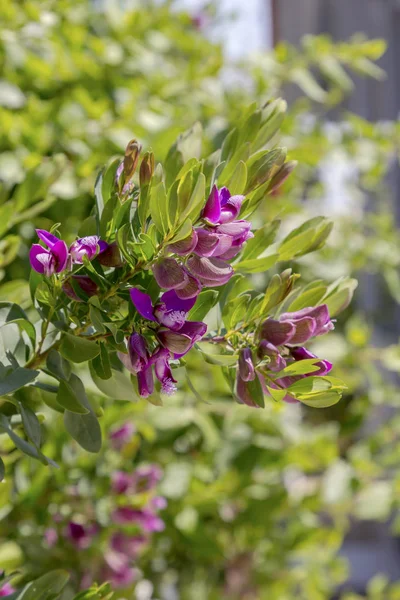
<box><xmin>69</xmin><ymin>236</ymin><xmax>108</xmax><ymax>264</ymax></box>
<box><xmin>29</xmin><ymin>229</ymin><xmax>69</xmax><ymax>276</ymax></box>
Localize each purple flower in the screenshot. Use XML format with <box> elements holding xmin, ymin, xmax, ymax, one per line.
<box><xmin>259</xmin><ymin>305</ymin><xmax>334</xmax><ymax>347</ymax></box>
<box><xmin>104</xmin><ymin>549</ymin><xmax>138</xmax><ymax>589</ymax></box>
<box><xmin>257</xmin><ymin>341</ymin><xmax>287</xmax><ymax>372</ymax></box>
<box><xmin>238</xmin><ymin>348</ymin><xmax>255</xmax><ymax>382</ymax></box>
<box><xmin>132</xmin><ymin>464</ymin><xmax>163</xmax><ymax>493</ymax></box>
<box><xmin>157</xmin><ymin>321</ymin><xmax>207</xmax><ymax>358</ymax></box>
<box><xmin>111</xmin><ymin>471</ymin><xmax>134</xmax><ymax>495</ymax></box>
<box><xmin>110</xmin><ymin>532</ymin><xmax>147</xmax><ymax>558</ymax></box>
<box><xmin>262</xmin><ymin>346</ymin><xmax>333</xmax><ymax>404</ymax></box>
<box><xmin>186</xmin><ymin>255</ymin><xmax>233</xmax><ymax>287</ymax></box>
<box><xmin>151</xmin><ymin>495</ymin><xmax>168</xmax><ymax>510</ymax></box>
<box><xmin>167</xmin><ymin>228</ymin><xmax>198</xmax><ymax>255</ymax></box>
<box><xmin>66</xmin><ymin>521</ymin><xmax>97</xmax><ymax>549</ymax></box>
<box><xmin>69</xmin><ymin>236</ymin><xmax>107</xmax><ymax>264</ymax></box>
<box><xmin>62</xmin><ymin>275</ymin><xmax>98</xmax><ymax>301</ymax></box>
<box><xmin>151</xmin><ymin>346</ymin><xmax>177</xmax><ymax>395</ymax></box>
<box><xmin>44</xmin><ymin>527</ymin><xmax>58</xmax><ymax>547</ymax></box>
<box><xmin>202</xmin><ymin>185</ymin><xmax>245</xmax><ymax>225</ymax></box>
<box><xmin>113</xmin><ymin>507</ymin><xmax>165</xmax><ymax>532</ymax></box>
<box><xmin>129</xmin><ymin>288</ymin><xmax>206</xmax><ymax>356</ymax></box>
<box><xmin>0</xmin><ymin>582</ymin><xmax>15</xmax><ymax>597</ymax></box>
<box><xmin>152</xmin><ymin>258</ymin><xmax>201</xmax><ymax>299</ymax></box>
<box><xmin>109</xmin><ymin>422</ymin><xmax>135</xmax><ymax>449</ymax></box>
<box><xmin>290</xmin><ymin>346</ymin><xmax>332</xmax><ymax>377</ymax></box>
<box><xmin>29</xmin><ymin>229</ymin><xmax>69</xmax><ymax>276</ymax></box>
<box><xmin>119</xmin><ymin>332</ymin><xmax>150</xmax><ymax>374</ymax></box>
<box><xmin>97</xmin><ymin>242</ymin><xmax>123</xmax><ymax>267</ymax></box>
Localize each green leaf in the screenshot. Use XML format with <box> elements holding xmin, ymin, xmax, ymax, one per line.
<box><xmin>226</xmin><ymin>160</ymin><xmax>247</xmax><ymax>194</ymax></box>
<box><xmin>6</xmin><ymin>319</ymin><xmax>36</xmax><ymax>349</ymax></box>
<box><xmin>287</xmin><ymin>285</ymin><xmax>327</xmax><ymax>312</ymax></box>
<box><xmin>298</xmin><ymin>391</ymin><xmax>342</xmax><ymax>408</ymax></box>
<box><xmin>89</xmin><ymin>304</ymin><xmax>107</xmax><ymax>334</ymax></box>
<box><xmin>0</xmin><ymin>367</ymin><xmax>39</xmax><ymax>397</ymax></box>
<box><xmin>91</xmin><ymin>343</ymin><xmax>112</xmax><ymax>380</ymax></box>
<box><xmin>0</xmin><ymin>302</ymin><xmax>27</xmax><ymax>324</ymax></box>
<box><xmin>63</xmin><ymin>378</ymin><xmax>102</xmax><ymax>453</ymax></box>
<box><xmin>240</xmin><ymin>220</ymin><xmax>280</xmax><ymax>261</ymax></box>
<box><xmin>94</xmin><ymin>169</ymin><xmax>105</xmax><ymax>223</ymax></box>
<box><xmin>266</xmin><ymin>386</ymin><xmax>288</xmax><ymax>403</ymax></box>
<box><xmin>291</xmin><ymin>67</ymin><xmax>327</xmax><ymax>102</ymax></box>
<box><xmin>0</xmin><ymin>414</ymin><xmax>55</xmax><ymax>466</ymax></box>
<box><xmin>187</xmin><ymin>290</ymin><xmax>218</xmax><ymax>322</ymax></box>
<box><xmin>238</xmin><ymin>374</ymin><xmax>265</xmax><ymax>408</ymax></box>
<box><xmin>279</xmin><ymin>217</ymin><xmax>333</xmax><ymax>261</ymax></box>
<box><xmin>287</xmin><ymin>376</ymin><xmax>333</xmax><ymax>396</ymax></box>
<box><xmin>149</xmin><ymin>181</ymin><xmax>169</xmax><ymax>235</ymax></box>
<box><xmin>59</xmin><ymin>334</ymin><xmax>100</xmax><ymax>363</ymax></box>
<box><xmin>252</xmin><ymin>99</ymin><xmax>287</xmax><ymax>151</ymax></box>
<box><xmin>89</xmin><ymin>363</ymin><xmax>137</xmax><ymax>401</ymax></box>
<box><xmin>46</xmin><ymin>350</ymin><xmax>71</xmax><ymax>381</ymax></box>
<box><xmin>0</xmin><ymin>457</ymin><xmax>4</xmax><ymax>482</ymax></box>
<box><xmin>235</xmin><ymin>253</ymin><xmax>279</xmax><ymax>274</ymax></box>
<box><xmin>17</xmin><ymin>401</ymin><xmax>42</xmax><ymax>447</ymax></box>
<box><xmin>180</xmin><ymin>172</ymin><xmax>205</xmax><ymax>224</ymax></box>
<box><xmin>15</xmin><ymin>569</ymin><xmax>70</xmax><ymax>600</ymax></box>
<box><xmin>57</xmin><ymin>378</ymin><xmax>90</xmax><ymax>414</ymax></box>
<box><xmin>274</xmin><ymin>359</ymin><xmax>325</xmax><ymax>377</ymax></box>
<box><xmin>168</xmin><ymin>218</ymin><xmax>192</xmax><ymax>245</ymax></box>
<box><xmin>197</xmin><ymin>342</ymin><xmax>238</xmax><ymax>366</ymax></box>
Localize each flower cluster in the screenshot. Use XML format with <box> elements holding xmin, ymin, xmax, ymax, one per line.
<box><xmin>120</xmin><ymin>289</ymin><xmax>206</xmax><ymax>397</ymax></box>
<box><xmin>29</xmin><ymin>229</ymin><xmax>108</xmax><ymax>277</ymax></box>
<box><xmin>0</xmin><ymin>579</ymin><xmax>14</xmax><ymax>597</ymax></box>
<box><xmin>236</xmin><ymin>305</ymin><xmax>334</xmax><ymax>406</ymax></box>
<box><xmin>43</xmin><ymin>434</ymin><xmax>166</xmax><ymax>590</ymax></box>
<box><xmin>153</xmin><ymin>185</ymin><xmax>252</xmax><ymax>296</ymax></box>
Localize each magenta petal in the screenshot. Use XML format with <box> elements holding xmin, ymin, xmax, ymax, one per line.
<box><xmin>235</xmin><ymin>372</ymin><xmax>260</xmax><ymax>408</ymax></box>
<box><xmin>118</xmin><ymin>351</ymin><xmax>136</xmax><ymax>374</ymax></box>
<box><xmin>186</xmin><ymin>255</ymin><xmax>233</xmax><ymax>286</ymax></box>
<box><xmin>219</xmin><ymin>195</ymin><xmax>245</xmax><ymax>224</ymax></box>
<box><xmin>157</xmin><ymin>329</ymin><xmax>193</xmax><ymax>355</ymax></box>
<box><xmin>130</xmin><ymin>288</ymin><xmax>157</xmax><ymax>322</ymax></box>
<box><xmin>167</xmin><ymin>229</ymin><xmax>198</xmax><ymax>256</ymax></box>
<box><xmin>257</xmin><ymin>341</ymin><xmax>286</xmax><ymax>371</ymax></box>
<box><xmin>161</xmin><ymin>289</ymin><xmax>197</xmax><ymax>313</ymax></box>
<box><xmin>29</xmin><ymin>244</ymin><xmax>48</xmax><ymax>273</ymax></box>
<box><xmin>210</xmin><ymin>234</ymin><xmax>233</xmax><ymax>257</ymax></box>
<box><xmin>219</xmin><ymin>187</ymin><xmax>231</xmax><ymax>205</ymax></box>
<box><xmin>129</xmin><ymin>332</ymin><xmax>149</xmax><ymax>368</ymax></box>
<box><xmin>52</xmin><ymin>240</ymin><xmax>69</xmax><ymax>272</ymax></box>
<box><xmin>175</xmin><ymin>271</ymin><xmax>202</xmax><ymax>300</ymax></box>
<box><xmin>202</xmin><ymin>185</ymin><xmax>221</xmax><ymax>224</ymax></box>
<box><xmin>179</xmin><ymin>320</ymin><xmax>207</xmax><ymax>342</ymax></box>
<box><xmin>238</xmin><ymin>348</ymin><xmax>255</xmax><ymax>382</ymax></box>
<box><xmin>36</xmin><ymin>229</ymin><xmax>60</xmax><ymax>248</ymax></box>
<box><xmin>153</xmin><ymin>258</ymin><xmax>188</xmax><ymax>290</ymax></box>
<box><xmin>215</xmin><ymin>220</ymin><xmax>251</xmax><ymax>240</ymax></box>
<box><xmin>137</xmin><ymin>367</ymin><xmax>154</xmax><ymax>397</ymax></box>
<box><xmin>193</xmin><ymin>229</ymin><xmax>221</xmax><ymax>257</ymax></box>
<box><xmin>259</xmin><ymin>319</ymin><xmax>295</xmax><ymax>346</ymax></box>
<box><xmin>287</xmin><ymin>317</ymin><xmax>316</xmax><ymax>345</ymax></box>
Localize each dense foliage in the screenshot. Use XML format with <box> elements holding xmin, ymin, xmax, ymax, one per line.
<box><xmin>1</xmin><ymin>1</ymin><xmax>400</xmax><ymax>599</ymax></box>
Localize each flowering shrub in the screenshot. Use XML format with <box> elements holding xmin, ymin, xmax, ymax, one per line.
<box><xmin>0</xmin><ymin>102</ymin><xmax>355</xmax><ymax>472</ymax></box>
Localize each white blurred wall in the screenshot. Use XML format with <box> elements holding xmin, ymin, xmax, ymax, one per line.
<box><xmin>177</xmin><ymin>0</ymin><xmax>272</xmax><ymax>57</ymax></box>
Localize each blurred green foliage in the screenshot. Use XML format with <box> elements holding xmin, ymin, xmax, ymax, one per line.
<box><xmin>1</xmin><ymin>0</ymin><xmax>400</xmax><ymax>599</ymax></box>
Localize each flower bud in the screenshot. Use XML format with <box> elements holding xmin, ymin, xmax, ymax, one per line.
<box><xmin>62</xmin><ymin>276</ymin><xmax>98</xmax><ymax>302</ymax></box>
<box><xmin>97</xmin><ymin>242</ymin><xmax>123</xmax><ymax>267</ymax></box>
<box><xmin>267</xmin><ymin>160</ymin><xmax>297</xmax><ymax>194</ymax></box>
<box><xmin>238</xmin><ymin>348</ymin><xmax>255</xmax><ymax>382</ymax></box>
<box><xmin>139</xmin><ymin>151</ymin><xmax>155</xmax><ymax>187</ymax></box>
<box><xmin>123</xmin><ymin>138</ymin><xmax>142</xmax><ymax>183</ymax></box>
